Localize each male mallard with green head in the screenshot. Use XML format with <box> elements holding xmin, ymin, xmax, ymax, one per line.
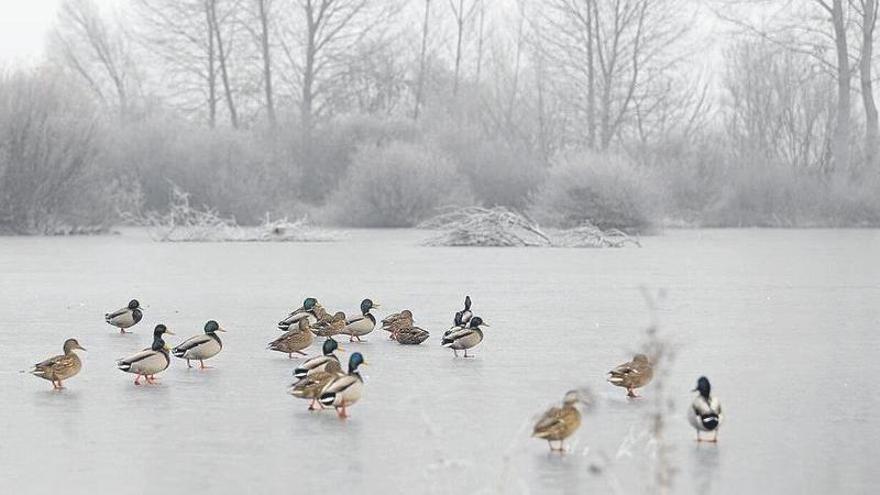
<box><xmin>688</xmin><ymin>376</ymin><xmax>723</xmax><ymax>442</ymax></box>
<box><xmin>172</xmin><ymin>320</ymin><xmax>226</xmax><ymax>369</ymax></box>
<box><xmin>339</xmin><ymin>299</ymin><xmax>379</xmax><ymax>342</ymax></box>
<box><xmin>105</xmin><ymin>299</ymin><xmax>143</xmax><ymax>334</ymax></box>
<box><xmin>607</xmin><ymin>353</ymin><xmax>654</xmax><ymax>398</ymax></box>
<box><xmin>117</xmin><ymin>324</ymin><xmax>175</xmax><ymax>385</ymax></box>
<box><xmin>441</xmin><ymin>316</ymin><xmax>488</xmax><ymax>357</ymax></box>
<box><xmin>30</xmin><ymin>338</ymin><xmax>86</xmax><ymax>389</ymax></box>
<box><xmin>278</xmin><ymin>297</ymin><xmax>322</xmax><ymax>331</ymax></box>
<box><xmin>268</xmin><ymin>318</ymin><xmax>314</xmax><ymax>358</ymax></box>
<box><xmin>293</xmin><ymin>338</ymin><xmax>344</xmax><ymax>379</ymax></box>
<box><xmin>319</xmin><ymin>352</ymin><xmax>367</xmax><ymax>418</ymax></box>
<box><xmin>532</xmin><ymin>390</ymin><xmax>587</xmax><ymax>452</ymax></box>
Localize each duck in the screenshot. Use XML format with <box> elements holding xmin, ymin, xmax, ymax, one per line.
<box><xmin>688</xmin><ymin>376</ymin><xmax>723</xmax><ymax>442</ymax></box>
<box><xmin>117</xmin><ymin>324</ymin><xmax>174</xmax><ymax>385</ymax></box>
<box><xmin>105</xmin><ymin>299</ymin><xmax>144</xmax><ymax>334</ymax></box>
<box><xmin>312</xmin><ymin>311</ymin><xmax>347</xmax><ymax>337</ymax></box>
<box><xmin>290</xmin><ymin>359</ymin><xmax>344</xmax><ymax>411</ymax></box>
<box><xmin>319</xmin><ymin>352</ymin><xmax>367</xmax><ymax>418</ymax></box>
<box><xmin>29</xmin><ymin>338</ymin><xmax>86</xmax><ymax>389</ymax></box>
<box><xmin>532</xmin><ymin>390</ymin><xmax>586</xmax><ymax>452</ymax></box>
<box><xmin>339</xmin><ymin>299</ymin><xmax>380</xmax><ymax>342</ymax></box>
<box><xmin>454</xmin><ymin>295</ymin><xmax>473</xmax><ymax>327</ymax></box>
<box><xmin>172</xmin><ymin>320</ymin><xmax>226</xmax><ymax>369</ymax></box>
<box><xmin>607</xmin><ymin>353</ymin><xmax>654</xmax><ymax>398</ymax></box>
<box><xmin>293</xmin><ymin>338</ymin><xmax>344</xmax><ymax>379</ymax></box>
<box><xmin>382</xmin><ymin>310</ymin><xmax>414</xmax><ymax>341</ymax></box>
<box><xmin>268</xmin><ymin>318</ymin><xmax>314</xmax><ymax>358</ymax></box>
<box><xmin>396</xmin><ymin>326</ymin><xmax>430</xmax><ymax>345</ymax></box>
<box><xmin>441</xmin><ymin>316</ymin><xmax>488</xmax><ymax>357</ymax></box>
<box><xmin>278</xmin><ymin>297</ymin><xmax>323</xmax><ymax>331</ymax></box>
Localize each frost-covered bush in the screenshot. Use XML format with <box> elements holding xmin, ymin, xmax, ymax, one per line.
<box><xmin>326</xmin><ymin>141</ymin><xmax>471</xmax><ymax>227</ymax></box>
<box><xmin>433</xmin><ymin>122</ymin><xmax>545</xmax><ymax>209</ymax></box>
<box><xmin>703</xmin><ymin>165</ymin><xmax>880</xmax><ymax>227</ymax></box>
<box><xmin>104</xmin><ymin>117</ymin><xmax>294</xmax><ymax>224</ymax></box>
<box><xmin>0</xmin><ymin>70</ymin><xmax>114</xmax><ymax>234</ymax></box>
<box><xmin>530</xmin><ymin>153</ymin><xmax>656</xmax><ymax>232</ymax></box>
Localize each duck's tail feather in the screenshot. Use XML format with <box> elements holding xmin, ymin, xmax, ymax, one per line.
<box><xmin>319</xmin><ymin>392</ymin><xmax>336</xmax><ymax>406</ymax></box>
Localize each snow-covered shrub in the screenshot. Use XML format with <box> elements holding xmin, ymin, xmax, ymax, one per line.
<box><xmin>530</xmin><ymin>153</ymin><xmax>656</xmax><ymax>233</ymax></box>
<box><xmin>0</xmin><ymin>70</ymin><xmax>114</xmax><ymax>234</ymax></box>
<box><xmin>326</xmin><ymin>141</ymin><xmax>471</xmax><ymax>227</ymax></box>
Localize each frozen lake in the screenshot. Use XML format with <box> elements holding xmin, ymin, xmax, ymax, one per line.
<box><xmin>0</xmin><ymin>228</ymin><xmax>878</xmax><ymax>494</ymax></box>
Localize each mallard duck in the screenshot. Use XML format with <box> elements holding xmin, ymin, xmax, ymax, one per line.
<box><xmin>688</xmin><ymin>376</ymin><xmax>723</xmax><ymax>442</ymax></box>
<box><xmin>293</xmin><ymin>338</ymin><xmax>344</xmax><ymax>379</ymax></box>
<box><xmin>396</xmin><ymin>326</ymin><xmax>430</xmax><ymax>345</ymax></box>
<box><xmin>441</xmin><ymin>316</ymin><xmax>487</xmax><ymax>357</ymax></box>
<box><xmin>172</xmin><ymin>320</ymin><xmax>226</xmax><ymax>369</ymax></box>
<box><xmin>339</xmin><ymin>299</ymin><xmax>379</xmax><ymax>342</ymax></box>
<box><xmin>319</xmin><ymin>352</ymin><xmax>367</xmax><ymax>418</ymax></box>
<box><xmin>454</xmin><ymin>295</ymin><xmax>473</xmax><ymax>327</ymax></box>
<box><xmin>105</xmin><ymin>299</ymin><xmax>143</xmax><ymax>334</ymax></box>
<box><xmin>30</xmin><ymin>338</ymin><xmax>86</xmax><ymax>389</ymax></box>
<box><xmin>268</xmin><ymin>318</ymin><xmax>314</xmax><ymax>358</ymax></box>
<box><xmin>278</xmin><ymin>297</ymin><xmax>322</xmax><ymax>331</ymax></box>
<box><xmin>607</xmin><ymin>353</ymin><xmax>654</xmax><ymax>398</ymax></box>
<box><xmin>312</xmin><ymin>311</ymin><xmax>347</xmax><ymax>337</ymax></box>
<box><xmin>117</xmin><ymin>324</ymin><xmax>174</xmax><ymax>385</ymax></box>
<box><xmin>290</xmin><ymin>358</ymin><xmax>344</xmax><ymax>411</ymax></box>
<box><xmin>382</xmin><ymin>310</ymin><xmax>413</xmax><ymax>340</ymax></box>
<box><xmin>532</xmin><ymin>390</ymin><xmax>586</xmax><ymax>452</ymax></box>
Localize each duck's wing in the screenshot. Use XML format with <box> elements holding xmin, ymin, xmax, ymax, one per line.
<box><xmin>104</xmin><ymin>306</ymin><xmax>128</xmax><ymax>320</ymax></box>
<box><xmin>442</xmin><ymin>327</ymin><xmax>475</xmax><ymax>344</ymax></box>
<box><xmin>533</xmin><ymin>407</ymin><xmax>566</xmax><ymax>437</ymax></box>
<box><xmin>346</xmin><ymin>314</ymin><xmax>367</xmax><ymax>325</ymax></box>
<box><xmin>172</xmin><ymin>334</ymin><xmax>212</xmax><ymax>354</ymax></box>
<box><xmin>32</xmin><ymin>353</ymin><xmax>75</xmax><ymax>374</ymax></box>
<box><xmin>322</xmin><ymin>374</ymin><xmax>359</xmax><ymax>395</ymax></box>
<box><xmin>381</xmin><ymin>312</ymin><xmax>403</xmax><ymax>326</ymax></box>
<box><xmin>693</xmin><ymin>396</ymin><xmax>722</xmax><ymax>416</ymax></box>
<box><xmin>117</xmin><ymin>349</ymin><xmax>156</xmax><ymax>366</ymax></box>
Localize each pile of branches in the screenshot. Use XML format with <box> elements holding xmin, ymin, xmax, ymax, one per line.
<box><xmin>143</xmin><ymin>187</ymin><xmax>340</xmax><ymax>243</ymax></box>
<box><xmin>553</xmin><ymin>222</ymin><xmax>641</xmax><ymax>248</ymax></box>
<box><xmin>420</xmin><ymin>206</ymin><xmax>640</xmax><ymax>248</ymax></box>
<box><xmin>419</xmin><ymin>206</ymin><xmax>552</xmax><ymax>247</ymax></box>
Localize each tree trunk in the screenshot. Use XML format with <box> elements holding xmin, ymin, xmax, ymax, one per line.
<box><xmin>205</xmin><ymin>0</ymin><xmax>217</xmax><ymax>128</ymax></box>
<box><xmin>413</xmin><ymin>0</ymin><xmax>431</xmax><ymax>120</ymax></box>
<box><xmin>257</xmin><ymin>0</ymin><xmax>276</xmax><ymax>128</ymax></box>
<box><xmin>830</xmin><ymin>0</ymin><xmax>851</xmax><ymax>173</ymax></box>
<box><xmin>452</xmin><ymin>0</ymin><xmax>464</xmax><ymax>97</ymax></box>
<box><xmin>861</xmin><ymin>0</ymin><xmax>878</xmax><ymax>172</ymax></box>
<box><xmin>586</xmin><ymin>0</ymin><xmax>596</xmax><ymax>150</ymax></box>
<box><xmin>301</xmin><ymin>1</ymin><xmax>317</xmax><ymax>151</ymax></box>
<box><xmin>209</xmin><ymin>0</ymin><xmax>238</xmax><ymax>129</ymax></box>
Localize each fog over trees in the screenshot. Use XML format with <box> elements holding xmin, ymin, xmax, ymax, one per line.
<box><xmin>1</xmin><ymin>0</ymin><xmax>879</xmax><ymax>234</ymax></box>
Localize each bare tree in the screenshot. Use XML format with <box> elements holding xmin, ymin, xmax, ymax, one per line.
<box><xmin>135</xmin><ymin>0</ymin><xmax>243</xmax><ymax>128</ymax></box>
<box><xmin>207</xmin><ymin>0</ymin><xmax>240</xmax><ymax>128</ymax></box>
<box><xmin>255</xmin><ymin>0</ymin><xmax>277</xmax><ymax>128</ymax></box>
<box><xmin>50</xmin><ymin>0</ymin><xmax>137</xmax><ymax>115</ymax></box>
<box><xmin>539</xmin><ymin>0</ymin><xmax>687</xmax><ymax>150</ymax></box>
<box><xmin>413</xmin><ymin>0</ymin><xmax>432</xmax><ymax>120</ymax></box>
<box><xmin>854</xmin><ymin>0</ymin><xmax>879</xmax><ymax>169</ymax></box>
<box><xmin>448</xmin><ymin>0</ymin><xmax>478</xmax><ymax>97</ymax></box>
<box><xmin>277</xmin><ymin>1</ymin><xmax>396</xmax><ymax>146</ymax></box>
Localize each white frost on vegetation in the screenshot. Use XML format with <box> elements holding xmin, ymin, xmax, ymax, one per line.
<box><xmin>419</xmin><ymin>206</ymin><xmax>640</xmax><ymax>248</ymax></box>
<box><xmin>140</xmin><ymin>187</ymin><xmax>342</xmax><ymax>242</ymax></box>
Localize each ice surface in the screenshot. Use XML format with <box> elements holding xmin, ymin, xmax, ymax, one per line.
<box><xmin>0</xmin><ymin>228</ymin><xmax>878</xmax><ymax>494</ymax></box>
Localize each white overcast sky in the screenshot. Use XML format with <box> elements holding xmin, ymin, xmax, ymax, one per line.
<box><xmin>0</xmin><ymin>0</ymin><xmax>115</xmax><ymax>66</ymax></box>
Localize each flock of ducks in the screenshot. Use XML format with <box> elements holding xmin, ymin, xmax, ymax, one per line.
<box><xmin>28</xmin><ymin>295</ymin><xmax>723</xmax><ymax>448</ymax></box>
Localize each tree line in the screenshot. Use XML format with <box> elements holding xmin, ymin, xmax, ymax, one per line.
<box><xmin>1</xmin><ymin>0</ymin><xmax>878</xmax><ymax>234</ymax></box>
